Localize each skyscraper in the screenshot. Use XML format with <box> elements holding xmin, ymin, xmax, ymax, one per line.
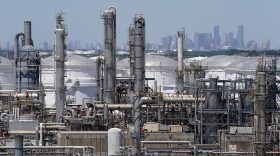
<box><xmin>237</xmin><ymin>25</ymin><xmax>244</xmax><ymax>49</ymax></box>
<box><xmin>193</xmin><ymin>33</ymin><xmax>211</xmax><ymax>50</ymax></box>
<box><xmin>192</xmin><ymin>32</ymin><xmax>199</xmax><ymax>50</ymax></box>
<box><xmin>160</xmin><ymin>36</ymin><xmax>172</xmax><ymax>51</ymax></box>
<box><xmin>43</xmin><ymin>41</ymin><xmax>49</xmax><ymax>51</ymax></box>
<box><xmin>227</xmin><ymin>32</ymin><xmax>234</xmax><ymax>47</ymax></box>
<box><xmin>5</xmin><ymin>41</ymin><xmax>10</xmax><ymax>50</ymax></box>
<box><xmin>213</xmin><ymin>25</ymin><xmax>220</xmax><ymax>48</ymax></box>
<box><xmin>260</xmin><ymin>40</ymin><xmax>270</xmax><ymax>50</ymax></box>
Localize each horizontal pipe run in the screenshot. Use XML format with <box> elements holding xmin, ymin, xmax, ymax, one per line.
<box><xmin>0</xmin><ymin>146</ymin><xmax>95</xmax><ymax>149</ymax></box>
<box><xmin>142</xmin><ymin>140</ymin><xmax>197</xmax><ymax>156</ymax></box>
<box><xmin>141</xmin><ymin>141</ymin><xmax>192</xmax><ymax>144</ymax></box>
<box><xmin>95</xmin><ymin>104</ymin><xmax>133</xmax><ymax>110</ymax></box>
<box><xmin>162</xmin><ymin>96</ymin><xmax>205</xmax><ymax>102</ymax></box>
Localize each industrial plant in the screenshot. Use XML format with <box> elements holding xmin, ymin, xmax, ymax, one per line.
<box><xmin>0</xmin><ymin>6</ymin><xmax>280</xmax><ymax>156</ymax></box>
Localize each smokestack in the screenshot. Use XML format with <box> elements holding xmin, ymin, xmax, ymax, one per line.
<box><xmin>102</xmin><ymin>6</ymin><xmax>116</xmax><ymax>104</ymax></box>
<box><xmin>176</xmin><ymin>29</ymin><xmax>185</xmax><ymax>93</ymax></box>
<box><xmin>24</xmin><ymin>21</ymin><xmax>33</xmax><ymax>47</ymax></box>
<box><xmin>54</xmin><ymin>13</ymin><xmax>67</xmax><ymax>122</ymax></box>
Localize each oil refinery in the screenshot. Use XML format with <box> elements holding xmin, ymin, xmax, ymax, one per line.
<box><xmin>0</xmin><ymin>6</ymin><xmax>280</xmax><ymax>156</ymax></box>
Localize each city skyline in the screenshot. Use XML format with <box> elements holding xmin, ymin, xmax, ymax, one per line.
<box><xmin>159</xmin><ymin>25</ymin><xmax>270</xmax><ymax>51</ymax></box>
<box><xmin>0</xmin><ymin>24</ymin><xmax>271</xmax><ymax>51</ymax></box>
<box><xmin>0</xmin><ymin>24</ymin><xmax>272</xmax><ymax>51</ymax></box>
<box><xmin>0</xmin><ymin>0</ymin><xmax>279</xmax><ymax>48</ymax></box>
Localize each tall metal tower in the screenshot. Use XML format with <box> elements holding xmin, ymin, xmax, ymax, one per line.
<box><xmin>54</xmin><ymin>12</ymin><xmax>67</xmax><ymax>122</ymax></box>
<box><xmin>102</xmin><ymin>7</ymin><xmax>117</xmax><ymax>104</ymax></box>
<box><xmin>176</xmin><ymin>28</ymin><xmax>185</xmax><ymax>93</ymax></box>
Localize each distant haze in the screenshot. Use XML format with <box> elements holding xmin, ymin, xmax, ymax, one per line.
<box><xmin>1</xmin><ymin>0</ymin><xmax>279</xmax><ymax>48</ymax></box>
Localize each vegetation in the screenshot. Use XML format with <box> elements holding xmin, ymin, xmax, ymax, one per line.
<box><xmin>158</xmin><ymin>49</ymin><xmax>280</xmax><ymax>59</ymax></box>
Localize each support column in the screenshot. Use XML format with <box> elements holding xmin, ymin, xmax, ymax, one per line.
<box><xmin>14</xmin><ymin>135</ymin><xmax>23</xmax><ymax>156</ymax></box>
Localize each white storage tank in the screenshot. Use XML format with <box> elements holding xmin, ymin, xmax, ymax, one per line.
<box><xmin>0</xmin><ymin>56</ymin><xmax>16</xmax><ymax>91</ymax></box>
<box><xmin>108</xmin><ymin>128</ymin><xmax>123</xmax><ymax>156</ymax></box>
<box><xmin>41</xmin><ymin>54</ymin><xmax>97</xmax><ymax>108</ymax></box>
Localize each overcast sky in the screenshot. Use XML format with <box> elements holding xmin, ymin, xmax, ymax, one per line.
<box><xmin>1</xmin><ymin>0</ymin><xmax>280</xmax><ymax>48</ymax></box>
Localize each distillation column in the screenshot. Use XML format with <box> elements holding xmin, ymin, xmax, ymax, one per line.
<box><xmin>176</xmin><ymin>29</ymin><xmax>185</xmax><ymax>93</ymax></box>
<box><xmin>102</xmin><ymin>7</ymin><xmax>116</xmax><ymax>104</ymax></box>
<box><xmin>129</xmin><ymin>25</ymin><xmax>135</xmax><ymax>79</ymax></box>
<box><xmin>128</xmin><ymin>25</ymin><xmax>136</xmax><ymax>103</ymax></box>
<box><xmin>134</xmin><ymin>15</ymin><xmax>145</xmax><ymax>93</ymax></box>
<box><xmin>54</xmin><ymin>13</ymin><xmax>67</xmax><ymax>122</ymax></box>
<box><xmin>254</xmin><ymin>72</ymin><xmax>266</xmax><ymax>156</ymax></box>
<box><xmin>96</xmin><ymin>56</ymin><xmax>104</xmax><ymax>101</ymax></box>
<box><xmin>133</xmin><ymin>15</ymin><xmax>145</xmax><ymax>156</ymax></box>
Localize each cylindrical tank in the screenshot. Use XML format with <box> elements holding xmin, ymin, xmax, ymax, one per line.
<box><xmin>108</xmin><ymin>128</ymin><xmax>123</xmax><ymax>156</ymax></box>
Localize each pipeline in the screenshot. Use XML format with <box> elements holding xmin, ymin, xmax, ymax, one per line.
<box><xmin>93</xmin><ymin>95</ymin><xmax>204</xmax><ymax>111</ymax></box>
<box><xmin>14</xmin><ymin>32</ymin><xmax>25</xmax><ymax>59</ymax></box>
<box><xmin>134</xmin><ymin>97</ymin><xmax>152</xmax><ymax>156</ymax></box>
<box><xmin>142</xmin><ymin>141</ymin><xmax>197</xmax><ymax>156</ymax></box>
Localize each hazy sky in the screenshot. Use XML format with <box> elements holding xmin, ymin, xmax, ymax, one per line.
<box><xmin>1</xmin><ymin>0</ymin><xmax>280</xmax><ymax>48</ymax></box>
